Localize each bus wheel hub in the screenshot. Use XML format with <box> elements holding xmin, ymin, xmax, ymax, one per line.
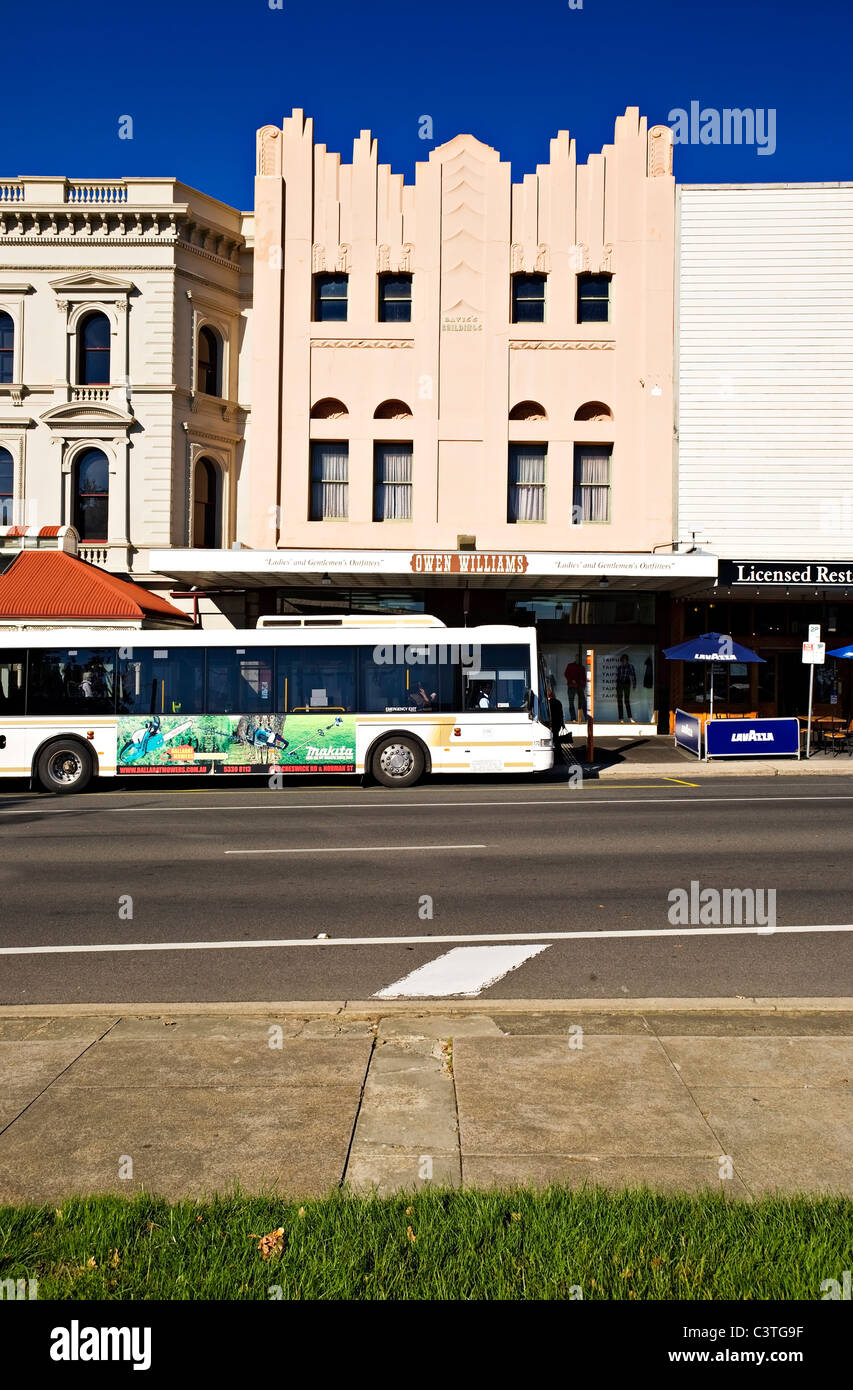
<box><xmin>380</xmin><ymin>744</ymin><xmax>413</xmax><ymax>778</ymax></box>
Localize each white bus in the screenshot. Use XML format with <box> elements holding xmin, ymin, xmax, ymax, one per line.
<box><xmin>0</xmin><ymin>617</ymin><xmax>553</xmax><ymax>793</ymax></box>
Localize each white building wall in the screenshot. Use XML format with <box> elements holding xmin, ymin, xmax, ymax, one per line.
<box><xmin>677</xmin><ymin>183</ymin><xmax>853</xmax><ymax>558</ymax></box>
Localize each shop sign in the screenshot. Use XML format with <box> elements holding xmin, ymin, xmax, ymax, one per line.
<box><xmin>409</xmin><ymin>552</ymin><xmax>529</xmax><ymax>575</ymax></box>
<box><xmin>674</xmin><ymin>709</ymin><xmax>702</xmax><ymax>758</ymax></box>
<box><xmin>706</xmin><ymin>717</ymin><xmax>800</xmax><ymax>759</ymax></box>
<box><xmin>719</xmin><ymin>561</ymin><xmax>853</xmax><ymax>587</ymax></box>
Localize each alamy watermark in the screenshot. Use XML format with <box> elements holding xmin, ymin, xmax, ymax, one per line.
<box><xmin>668</xmin><ymin>103</ymin><xmax>776</xmax><ymax>156</ymax></box>
<box><xmin>667</xmin><ymin>879</ymin><xmax>776</xmax><ymax>930</ymax></box>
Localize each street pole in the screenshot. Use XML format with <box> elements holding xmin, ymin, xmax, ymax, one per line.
<box><xmin>806</xmin><ymin>663</ymin><xmax>814</xmax><ymax>759</ymax></box>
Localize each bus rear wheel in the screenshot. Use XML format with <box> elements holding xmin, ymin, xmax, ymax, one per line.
<box><xmin>36</xmin><ymin>740</ymin><xmax>93</xmax><ymax>794</ymax></box>
<box><xmin>371</xmin><ymin>735</ymin><xmax>425</xmax><ymax>788</ymax></box>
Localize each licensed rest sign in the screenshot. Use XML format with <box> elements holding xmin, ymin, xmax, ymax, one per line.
<box><xmin>802</xmin><ymin>642</ymin><xmax>826</xmax><ymax>665</ymax></box>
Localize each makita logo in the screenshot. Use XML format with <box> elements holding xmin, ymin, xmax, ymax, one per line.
<box><xmin>306</xmin><ymin>745</ymin><xmax>354</xmax><ymax>760</ymax></box>
<box><xmin>731</xmin><ymin>730</ymin><xmax>774</xmax><ymax>743</ymax></box>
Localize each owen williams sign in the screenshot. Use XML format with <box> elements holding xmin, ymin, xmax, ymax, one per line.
<box><xmin>410</xmin><ymin>552</ymin><xmax>529</xmax><ymax>575</ymax></box>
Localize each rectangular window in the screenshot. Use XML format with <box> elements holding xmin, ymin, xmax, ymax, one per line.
<box><xmin>206</xmin><ymin>648</ymin><xmax>275</xmax><ymax>715</ymax></box>
<box><xmin>117</xmin><ymin>648</ymin><xmax>204</xmax><ymax>716</ymax></box>
<box><xmin>508</xmin><ymin>444</ymin><xmax>546</xmax><ymax>522</ymax></box>
<box><xmin>462</xmin><ymin>644</ymin><xmax>531</xmax><ymax>712</ymax></box>
<box><xmin>277</xmin><ymin>645</ymin><xmax>356</xmax><ymax>713</ymax></box>
<box><xmin>27</xmin><ymin>648</ymin><xmax>115</xmax><ymax>715</ymax></box>
<box><xmin>577</xmin><ymin>273</ymin><xmax>611</xmax><ymax>323</ymax></box>
<box><xmin>313</xmin><ymin>274</ymin><xmax>348</xmax><ymax>322</ymax></box>
<box><xmin>0</xmin><ymin>314</ymin><xmax>13</xmax><ymax>384</ymax></box>
<box><xmin>310</xmin><ymin>443</ymin><xmax>348</xmax><ymax>520</ymax></box>
<box><xmin>358</xmin><ymin>643</ymin><xmax>454</xmax><ymax>713</ymax></box>
<box><xmin>573</xmin><ymin>445</ymin><xmax>611</xmax><ymax>522</ymax></box>
<box><xmin>0</xmin><ymin>650</ymin><xmax>25</xmax><ymax>715</ymax></box>
<box><xmin>378</xmin><ymin>273</ymin><xmax>412</xmax><ymax>323</ymax></box>
<box><xmin>511</xmin><ymin>274</ymin><xmax>546</xmax><ymax>324</ymax></box>
<box><xmin>373</xmin><ymin>443</ymin><xmax>412</xmax><ymax>520</ymax></box>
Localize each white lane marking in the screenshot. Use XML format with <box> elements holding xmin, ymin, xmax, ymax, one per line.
<box><xmin>5</xmin><ymin>793</ymin><xmax>853</xmax><ymax>816</ymax></box>
<box><xmin>224</xmin><ymin>843</ymin><xmax>487</xmax><ymax>856</ymax></box>
<box><xmin>2</xmin><ymin>923</ymin><xmax>851</xmax><ymax>957</ymax></box>
<box><xmin>374</xmin><ymin>944</ymin><xmax>550</xmax><ymax>999</ymax></box>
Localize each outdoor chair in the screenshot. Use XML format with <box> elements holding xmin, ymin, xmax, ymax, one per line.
<box><xmin>823</xmin><ymin>720</ymin><xmax>853</xmax><ymax>757</ymax></box>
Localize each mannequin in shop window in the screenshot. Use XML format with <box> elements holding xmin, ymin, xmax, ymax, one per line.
<box><xmin>563</xmin><ymin>653</ymin><xmax>587</xmax><ymax>720</ymax></box>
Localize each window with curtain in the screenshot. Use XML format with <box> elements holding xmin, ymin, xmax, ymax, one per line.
<box><xmin>197</xmin><ymin>326</ymin><xmax>222</xmax><ymax>396</ymax></box>
<box><xmin>73</xmin><ymin>448</ymin><xmax>109</xmax><ymax>541</ymax></box>
<box><xmin>310</xmin><ymin>442</ymin><xmax>349</xmax><ymax>520</ymax></box>
<box><xmin>573</xmin><ymin>446</ymin><xmax>611</xmax><ymax>522</ymax></box>
<box><xmin>0</xmin><ymin>447</ymin><xmax>13</xmax><ymax>524</ymax></box>
<box><xmin>77</xmin><ymin>312</ymin><xmax>111</xmax><ymax>385</ymax></box>
<box><xmin>378</xmin><ymin>274</ymin><xmax>412</xmax><ymax>323</ymax></box>
<box><xmin>507</xmin><ymin>444</ymin><xmax>546</xmax><ymax>522</ymax></box>
<box><xmin>0</xmin><ymin>312</ymin><xmax>14</xmax><ymax>384</ymax></box>
<box><xmin>373</xmin><ymin>443</ymin><xmax>412</xmax><ymax>520</ymax></box>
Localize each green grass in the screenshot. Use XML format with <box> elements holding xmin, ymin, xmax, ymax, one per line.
<box><xmin>1</xmin><ymin>1188</ymin><xmax>850</xmax><ymax>1300</ymax></box>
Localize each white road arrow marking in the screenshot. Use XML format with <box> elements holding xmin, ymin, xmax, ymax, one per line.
<box><xmin>374</xmin><ymin>944</ymin><xmax>551</xmax><ymax>999</ymax></box>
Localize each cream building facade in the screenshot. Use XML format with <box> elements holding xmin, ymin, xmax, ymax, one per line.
<box><xmin>0</xmin><ymin>176</ymin><xmax>251</xmax><ymax>623</ymax></box>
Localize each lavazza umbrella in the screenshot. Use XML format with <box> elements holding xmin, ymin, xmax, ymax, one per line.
<box><xmin>663</xmin><ymin>632</ymin><xmax>765</xmax><ymax>724</ymax></box>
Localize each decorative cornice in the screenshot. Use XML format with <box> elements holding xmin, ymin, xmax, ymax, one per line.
<box><xmin>509</xmin><ymin>339</ymin><xmax>615</xmax><ymax>350</ymax></box>
<box><xmin>310</xmin><ymin>338</ymin><xmax>414</xmax><ymax>349</ymax></box>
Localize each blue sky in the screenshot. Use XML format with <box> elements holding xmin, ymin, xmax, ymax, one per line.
<box><xmin>3</xmin><ymin>0</ymin><xmax>851</xmax><ymax>207</ymax></box>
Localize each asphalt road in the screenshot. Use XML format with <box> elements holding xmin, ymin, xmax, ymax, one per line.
<box><xmin>1</xmin><ymin>773</ymin><xmax>852</xmax><ymax>1003</ymax></box>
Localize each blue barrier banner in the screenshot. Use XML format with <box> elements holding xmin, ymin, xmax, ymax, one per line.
<box><xmin>674</xmin><ymin>709</ymin><xmax>701</xmax><ymax>757</ymax></box>
<box><xmin>706</xmin><ymin>717</ymin><xmax>800</xmax><ymax>759</ymax></box>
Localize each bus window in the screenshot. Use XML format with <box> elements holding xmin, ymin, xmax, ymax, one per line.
<box><xmin>463</xmin><ymin>644</ymin><xmax>531</xmax><ymax>711</ymax></box>
<box><xmin>0</xmin><ymin>651</ymin><xmax>25</xmax><ymax>715</ymax></box>
<box><xmin>358</xmin><ymin>644</ymin><xmax>453</xmax><ymax>713</ymax></box>
<box><xmin>27</xmin><ymin>648</ymin><xmax>115</xmax><ymax>715</ymax></box>
<box><xmin>117</xmin><ymin>648</ymin><xmax>204</xmax><ymax>716</ymax></box>
<box><xmin>277</xmin><ymin>646</ymin><xmax>356</xmax><ymax>712</ymax></box>
<box><xmin>207</xmin><ymin>648</ymin><xmax>275</xmax><ymax>714</ymax></box>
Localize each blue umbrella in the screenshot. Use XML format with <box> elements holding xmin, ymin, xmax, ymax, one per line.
<box><xmin>663</xmin><ymin>632</ymin><xmax>764</xmax><ymax>722</ymax></box>
<box><xmin>827</xmin><ymin>645</ymin><xmax>853</xmax><ymax>659</ymax></box>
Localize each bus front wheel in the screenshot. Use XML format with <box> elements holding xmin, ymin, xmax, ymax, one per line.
<box><xmin>371</xmin><ymin>736</ymin><xmax>425</xmax><ymax>789</ymax></box>
<box><xmin>36</xmin><ymin>740</ymin><xmax>93</xmax><ymax>794</ymax></box>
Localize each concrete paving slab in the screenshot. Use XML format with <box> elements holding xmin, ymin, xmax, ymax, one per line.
<box><xmin>0</xmin><ymin>1084</ymin><xmax>358</xmax><ymax>1203</ymax></box>
<box><xmin>692</xmin><ymin>1087</ymin><xmax>853</xmax><ymax>1195</ymax></box>
<box><xmin>663</xmin><ymin>1036</ymin><xmax>853</xmax><ymax>1088</ymax></box>
<box><xmin>648</xmin><ymin>1012</ymin><xmax>853</xmax><ymax>1037</ymax></box>
<box><xmin>108</xmin><ymin>1016</ymin><xmax>306</xmax><ymax>1041</ymax></box>
<box><xmin>352</xmin><ymin>1050</ymin><xmax>458</xmax><ymax>1152</ymax></box>
<box><xmin>300</xmin><ymin>1018</ymin><xmax>377</xmax><ymax>1038</ymax></box>
<box><xmin>0</xmin><ymin>1040</ymin><xmax>95</xmax><ymax>1101</ymax></box>
<box><xmin>52</xmin><ymin>1039</ymin><xmax>373</xmax><ymax>1089</ymax></box>
<box><xmin>378</xmin><ymin>1014</ymin><xmax>504</xmax><ymax>1039</ymax></box>
<box><xmin>0</xmin><ymin>1018</ymin><xmax>118</xmax><ymax>1041</ymax></box>
<box><xmin>457</xmin><ymin>1079</ymin><xmax>718</xmax><ymax>1157</ymax></box>
<box><xmin>346</xmin><ymin>1152</ymin><xmax>461</xmax><ymax>1195</ymax></box>
<box><xmin>462</xmin><ymin>1155</ymin><xmax>751</xmax><ymax>1198</ymax></box>
<box><xmin>454</xmin><ymin>1035</ymin><xmax>683</xmax><ymax>1090</ymax></box>
<box><xmin>490</xmin><ymin>1012</ymin><xmax>650</xmax><ymax>1036</ymax></box>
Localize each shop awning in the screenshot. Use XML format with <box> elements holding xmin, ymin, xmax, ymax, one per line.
<box><xmin>148</xmin><ymin>547</ymin><xmax>718</xmax><ymax>593</ymax></box>
<box><xmin>0</xmin><ymin>550</ymin><xmax>194</xmax><ymax>626</ymax></box>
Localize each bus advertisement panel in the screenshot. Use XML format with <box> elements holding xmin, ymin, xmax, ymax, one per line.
<box><xmin>116</xmin><ymin>713</ymin><xmax>357</xmax><ymax>775</ymax></box>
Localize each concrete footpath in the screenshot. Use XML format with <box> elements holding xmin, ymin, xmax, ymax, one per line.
<box><xmin>1</xmin><ymin>1001</ymin><xmax>851</xmax><ymax>1203</ymax></box>
<box><xmin>558</xmin><ymin>734</ymin><xmax>853</xmax><ymax>779</ymax></box>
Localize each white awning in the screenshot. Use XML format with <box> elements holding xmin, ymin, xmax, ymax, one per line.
<box><xmin>148</xmin><ymin>547</ymin><xmax>718</xmax><ymax>593</ymax></box>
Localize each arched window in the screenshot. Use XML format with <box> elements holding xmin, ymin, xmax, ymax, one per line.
<box><xmin>0</xmin><ymin>446</ymin><xmax>14</xmax><ymax>524</ymax></box>
<box><xmin>196</xmin><ymin>326</ymin><xmax>222</xmax><ymax>396</ymax></box>
<box><xmin>77</xmin><ymin>313</ymin><xmax>111</xmax><ymax>385</ymax></box>
<box><xmin>373</xmin><ymin>399</ymin><xmax>412</xmax><ymax>420</ymax></box>
<box><xmin>0</xmin><ymin>312</ymin><xmax>14</xmax><ymax>384</ymax></box>
<box><xmin>192</xmin><ymin>457</ymin><xmax>219</xmax><ymax>547</ymax></box>
<box><xmin>73</xmin><ymin>448</ymin><xmax>109</xmax><ymax>541</ymax></box>
<box><xmin>509</xmin><ymin>400</ymin><xmax>547</xmax><ymax>421</ymax></box>
<box><xmin>310</xmin><ymin>398</ymin><xmax>348</xmax><ymax>420</ymax></box>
